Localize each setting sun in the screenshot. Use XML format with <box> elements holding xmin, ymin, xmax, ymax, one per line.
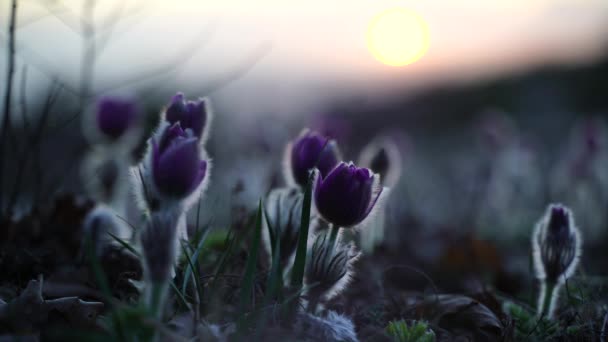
<box><xmin>366</xmin><ymin>8</ymin><xmax>430</xmax><ymax>67</ymax></box>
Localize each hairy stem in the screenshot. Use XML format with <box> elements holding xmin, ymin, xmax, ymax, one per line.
<box><xmin>328</xmin><ymin>223</ymin><xmax>340</xmax><ymax>252</ymax></box>
<box><xmin>538</xmin><ymin>280</ymin><xmax>557</xmax><ymax>319</ymax></box>
<box><xmin>147</xmin><ymin>281</ymin><xmax>168</xmax><ymax>319</ymax></box>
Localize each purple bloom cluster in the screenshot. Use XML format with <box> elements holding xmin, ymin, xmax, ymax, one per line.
<box><xmin>165</xmin><ymin>93</ymin><xmax>209</xmax><ymax>140</ymax></box>
<box><xmin>285</xmin><ymin>128</ymin><xmax>387</xmax><ymax>229</ymax></box>
<box><xmin>129</xmin><ymin>92</ymin><xmax>212</xmax><ymax>215</ymax></box>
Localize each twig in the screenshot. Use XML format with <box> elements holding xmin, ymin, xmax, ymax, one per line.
<box><xmin>37</xmin><ymin>0</ymin><xmax>89</xmax><ymax>34</ymax></box>
<box><xmin>95</xmin><ymin>22</ymin><xmax>219</xmax><ymax>95</ymax></box>
<box><xmin>0</xmin><ymin>32</ymin><xmax>80</xmax><ymax>96</ymax></box>
<box><xmin>0</xmin><ymin>276</ymin><xmax>104</xmax><ymax>331</ymax></box>
<box><xmin>95</xmin><ymin>0</ymin><xmax>148</xmax><ymax>54</ymax></box>
<box><xmin>0</xmin><ymin>0</ymin><xmax>18</xmax><ymax>214</ymax></box>
<box><xmin>6</xmin><ymin>66</ymin><xmax>31</xmax><ymax>211</ymax></box>
<box><xmin>79</xmin><ymin>0</ymin><xmax>97</xmax><ymax>114</ymax></box>
<box><xmin>197</xmin><ymin>41</ymin><xmax>272</xmax><ymax>96</ymax></box>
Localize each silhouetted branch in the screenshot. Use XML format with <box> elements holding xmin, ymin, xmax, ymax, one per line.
<box><xmin>198</xmin><ymin>41</ymin><xmax>273</xmax><ymax>96</ymax></box>
<box><xmin>94</xmin><ymin>23</ymin><xmax>219</xmax><ymax>96</ymax></box>
<box><xmin>0</xmin><ymin>32</ymin><xmax>80</xmax><ymax>95</ymax></box>
<box><xmin>0</xmin><ymin>0</ymin><xmax>18</xmax><ymax>214</ymax></box>
<box><xmin>38</xmin><ymin>0</ymin><xmax>89</xmax><ymax>35</ymax></box>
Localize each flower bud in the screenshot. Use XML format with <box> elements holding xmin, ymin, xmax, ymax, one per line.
<box><xmin>314</xmin><ymin>162</ymin><xmax>385</xmax><ymax>228</ymax></box>
<box><xmin>284</xmin><ymin>129</ymin><xmax>341</xmax><ymax>187</ymax></box>
<box><xmin>304</xmin><ymin>231</ymin><xmax>360</xmax><ymax>308</ymax></box>
<box><xmin>532</xmin><ymin>203</ymin><xmax>582</xmax><ymax>319</ymax></box>
<box><xmin>262</xmin><ymin>187</ymin><xmax>304</xmax><ymax>266</ymax></box>
<box><xmin>140</xmin><ymin>210</ymin><xmax>180</xmax><ymax>283</ymax></box>
<box><xmin>358</xmin><ymin>135</ymin><xmax>402</xmax><ymax>188</ymax></box>
<box><xmin>151</xmin><ymin>122</ymin><xmax>208</xmax><ymax>200</ymax></box>
<box><xmin>532</xmin><ymin>204</ymin><xmax>581</xmax><ymax>284</ymax></box>
<box><xmin>94</xmin><ymin>96</ymin><xmax>139</xmax><ymax>141</ymax></box>
<box><xmin>164</xmin><ymin>92</ymin><xmax>210</xmax><ymax>141</ymax></box>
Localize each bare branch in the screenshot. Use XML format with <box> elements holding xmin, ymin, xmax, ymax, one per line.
<box><xmin>0</xmin><ymin>0</ymin><xmax>19</xmax><ymax>214</ymax></box>
<box><xmin>36</xmin><ymin>0</ymin><xmax>90</xmax><ymax>35</ymax></box>
<box><xmin>198</xmin><ymin>41</ymin><xmax>273</xmax><ymax>96</ymax></box>
<box><xmin>94</xmin><ymin>21</ymin><xmax>219</xmax><ymax>95</ymax></box>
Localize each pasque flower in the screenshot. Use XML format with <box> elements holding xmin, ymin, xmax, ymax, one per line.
<box><xmin>165</xmin><ymin>92</ymin><xmax>210</xmax><ymax>140</ymax></box>
<box><xmin>532</xmin><ymin>203</ymin><xmax>582</xmax><ymax>318</ymax></box>
<box><xmin>151</xmin><ymin>122</ymin><xmax>208</xmax><ymax>199</ymax></box>
<box><xmin>285</xmin><ymin>129</ymin><xmax>341</xmax><ymax>187</ymax></box>
<box><xmin>533</xmin><ymin>204</ymin><xmax>581</xmax><ymax>284</ymax></box>
<box><xmin>95</xmin><ymin>96</ymin><xmax>138</xmax><ymax>141</ymax></box>
<box><xmin>314</xmin><ymin>162</ymin><xmax>384</xmax><ymax>228</ymax></box>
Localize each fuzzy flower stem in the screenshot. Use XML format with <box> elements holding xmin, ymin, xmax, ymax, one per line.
<box><xmin>147</xmin><ymin>281</ymin><xmax>169</xmax><ymax>319</ymax></box>
<box><xmin>538</xmin><ymin>280</ymin><xmax>557</xmax><ymax>319</ymax></box>
<box><xmin>327</xmin><ymin>224</ymin><xmax>340</xmax><ymax>252</ymax></box>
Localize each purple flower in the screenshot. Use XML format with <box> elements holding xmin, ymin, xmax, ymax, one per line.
<box><xmin>288</xmin><ymin>129</ymin><xmax>341</xmax><ymax>187</ymax></box>
<box><xmin>152</xmin><ymin>123</ymin><xmax>207</xmax><ymax>198</ymax></box>
<box><xmin>314</xmin><ymin>162</ymin><xmax>383</xmax><ymax>228</ymax></box>
<box><xmin>95</xmin><ymin>96</ymin><xmax>138</xmax><ymax>140</ymax></box>
<box><xmin>165</xmin><ymin>93</ymin><xmax>208</xmax><ymax>139</ymax></box>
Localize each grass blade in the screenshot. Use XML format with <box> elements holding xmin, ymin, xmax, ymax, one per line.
<box><xmin>108</xmin><ymin>232</ymin><xmax>140</xmax><ymax>257</ymax></box>
<box><xmin>170</xmin><ymin>281</ymin><xmax>190</xmax><ymax>309</ymax></box>
<box><xmin>263</xmin><ymin>207</ymin><xmax>277</xmax><ymax>257</ymax></box>
<box><xmin>264</xmin><ymin>212</ymin><xmax>283</xmax><ymax>303</ymax></box>
<box><xmin>290</xmin><ymin>174</ymin><xmax>312</xmax><ymax>289</ymax></box>
<box><xmin>180</xmin><ymin>241</ymin><xmax>203</xmax><ymax>305</ymax></box>
<box><xmin>181</xmin><ymin>226</ymin><xmax>211</xmax><ymax>294</ymax></box>
<box><xmin>237</xmin><ymin>199</ymin><xmax>264</xmax><ymax>330</ymax></box>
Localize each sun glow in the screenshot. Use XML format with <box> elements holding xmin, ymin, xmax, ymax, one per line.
<box><xmin>366</xmin><ymin>8</ymin><xmax>430</xmax><ymax>67</ymax></box>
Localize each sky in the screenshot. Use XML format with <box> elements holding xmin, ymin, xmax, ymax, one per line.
<box><xmin>1</xmin><ymin>0</ymin><xmax>608</xmax><ymax>116</ymax></box>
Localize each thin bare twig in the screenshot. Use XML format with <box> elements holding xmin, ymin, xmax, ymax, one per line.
<box><xmin>95</xmin><ymin>22</ymin><xmax>219</xmax><ymax>96</ymax></box>
<box><xmin>37</xmin><ymin>0</ymin><xmax>89</xmax><ymax>34</ymax></box>
<box><xmin>197</xmin><ymin>41</ymin><xmax>272</xmax><ymax>96</ymax></box>
<box><xmin>79</xmin><ymin>0</ymin><xmax>97</xmax><ymax>113</ymax></box>
<box><xmin>0</xmin><ymin>0</ymin><xmax>18</xmax><ymax>214</ymax></box>
<box><xmin>95</xmin><ymin>0</ymin><xmax>149</xmax><ymax>54</ymax></box>
<box><xmin>0</xmin><ymin>32</ymin><xmax>80</xmax><ymax>96</ymax></box>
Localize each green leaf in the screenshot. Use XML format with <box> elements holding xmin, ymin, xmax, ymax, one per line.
<box><xmin>386</xmin><ymin>320</ymin><xmax>435</xmax><ymax>342</ymax></box>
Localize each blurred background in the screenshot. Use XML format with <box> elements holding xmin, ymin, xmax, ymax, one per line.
<box><xmin>1</xmin><ymin>0</ymin><xmax>608</xmax><ymax>274</ymax></box>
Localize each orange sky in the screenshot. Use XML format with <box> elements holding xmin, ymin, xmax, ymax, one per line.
<box><xmin>2</xmin><ymin>0</ymin><xmax>607</xmax><ymax>114</ymax></box>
